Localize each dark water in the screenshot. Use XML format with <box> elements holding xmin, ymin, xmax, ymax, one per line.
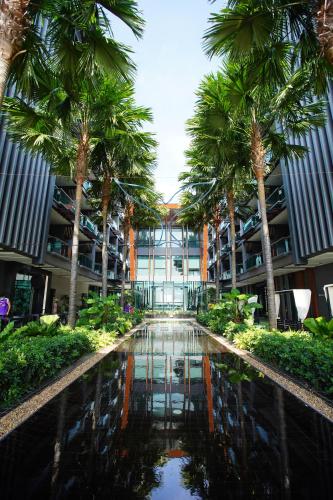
<box><xmin>0</xmin><ymin>321</ymin><xmax>333</xmax><ymax>499</ymax></box>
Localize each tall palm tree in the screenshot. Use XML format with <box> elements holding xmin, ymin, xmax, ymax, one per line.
<box><xmin>4</xmin><ymin>74</ymin><xmax>147</xmax><ymax>326</ymax></box>
<box><xmin>182</xmin><ymin>73</ymin><xmax>253</xmax><ymax>293</ymax></box>
<box><xmin>204</xmin><ymin>1</ymin><xmax>333</xmax><ymax>93</ymax></box>
<box><xmin>0</xmin><ymin>0</ymin><xmax>144</xmax><ymax>104</ymax></box>
<box><xmin>217</xmin><ymin>62</ymin><xmax>325</xmax><ymax>329</ymax></box>
<box><xmin>89</xmin><ymin>84</ymin><xmax>156</xmax><ymax>298</ymax></box>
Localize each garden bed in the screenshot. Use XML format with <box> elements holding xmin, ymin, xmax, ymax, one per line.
<box><xmin>0</xmin><ymin>294</ymin><xmax>143</xmax><ymax>411</ymax></box>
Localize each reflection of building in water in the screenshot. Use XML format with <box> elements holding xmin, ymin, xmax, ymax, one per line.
<box><xmin>120</xmin><ymin>324</ymin><xmax>217</xmax><ymax>448</ymax></box>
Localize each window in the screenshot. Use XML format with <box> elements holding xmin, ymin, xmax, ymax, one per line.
<box><xmin>154</xmin><ymin>256</ymin><xmax>166</xmax><ymax>281</ymax></box>
<box><xmin>137</xmin><ymin>256</ymin><xmax>150</xmax><ymax>281</ymax></box>
<box><xmin>172</xmin><ymin>255</ymin><xmax>184</xmax><ymax>281</ymax></box>
<box><xmin>188</xmin><ymin>256</ymin><xmax>201</xmax><ymax>281</ymax></box>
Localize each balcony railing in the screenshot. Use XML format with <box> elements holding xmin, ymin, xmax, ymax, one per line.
<box><xmin>246</xmin><ymin>252</ymin><xmax>263</xmax><ymax>271</ymax></box>
<box><xmin>47</xmin><ymin>236</ymin><xmax>69</xmax><ymax>258</ymax></box>
<box><xmin>80</xmin><ymin>215</ymin><xmax>99</xmax><ymax>236</ymax></box>
<box><xmin>78</xmin><ymin>254</ymin><xmax>93</xmax><ymax>270</ymax></box>
<box><xmin>94</xmin><ymin>263</ymin><xmax>102</xmax><ymax>274</ymax></box>
<box><xmin>272</xmin><ymin>237</ymin><xmax>291</xmax><ymax>258</ymax></box>
<box><xmin>221</xmin><ymin>243</ymin><xmax>231</xmax><ymax>255</ymax></box>
<box><xmin>242</xmin><ymin>213</ymin><xmax>260</xmax><ymax>235</ymax></box>
<box><xmin>222</xmin><ymin>270</ymin><xmax>231</xmax><ymax>280</ymax></box>
<box><xmin>266</xmin><ymin>186</ymin><xmax>285</xmax><ymax>212</ymax></box>
<box><xmin>107</xmin><ymin>270</ymin><xmax>115</xmax><ymax>280</ymax></box>
<box><xmin>54</xmin><ymin>188</ymin><xmax>75</xmax><ymax>213</ymax></box>
<box><xmin>237</xmin><ymin>264</ymin><xmax>244</xmax><ymax>275</ymax></box>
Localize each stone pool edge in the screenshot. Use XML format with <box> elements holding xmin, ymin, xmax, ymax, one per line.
<box><xmin>196</xmin><ymin>321</ymin><xmax>333</xmax><ymax>423</ymax></box>
<box><xmin>0</xmin><ymin>322</ymin><xmax>145</xmax><ymax>440</ymax></box>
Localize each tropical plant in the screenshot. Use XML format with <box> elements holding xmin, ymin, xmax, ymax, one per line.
<box><xmin>195</xmin><ymin>60</ymin><xmax>325</xmax><ymax>329</ymax></box>
<box><xmin>77</xmin><ymin>293</ymin><xmax>142</xmax><ymax>331</ymax></box>
<box><xmin>0</xmin><ymin>0</ymin><xmax>144</xmax><ymax>105</ymax></box>
<box><xmin>4</xmin><ymin>73</ymin><xmax>148</xmax><ymax>326</ymax></box>
<box><xmin>303</xmin><ymin>316</ymin><xmax>333</xmax><ymax>340</ymax></box>
<box><xmin>204</xmin><ymin>0</ymin><xmax>333</xmax><ymax>92</ymax></box>
<box><xmin>88</xmin><ymin>78</ymin><xmax>157</xmax><ymax>298</ymax></box>
<box><xmin>180</xmin><ymin>72</ymin><xmax>255</xmax><ymax>292</ymax></box>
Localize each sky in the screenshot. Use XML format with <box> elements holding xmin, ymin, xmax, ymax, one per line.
<box><xmin>112</xmin><ymin>0</ymin><xmax>220</xmax><ymax>201</ymax></box>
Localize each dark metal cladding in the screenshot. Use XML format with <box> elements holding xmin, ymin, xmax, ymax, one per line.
<box><xmin>281</xmin><ymin>82</ymin><xmax>333</xmax><ymax>262</ymax></box>
<box><xmin>0</xmin><ymin>116</ymin><xmax>54</xmax><ymax>262</ymax></box>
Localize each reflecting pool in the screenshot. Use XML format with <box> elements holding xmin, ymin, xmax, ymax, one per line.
<box><xmin>0</xmin><ymin>321</ymin><xmax>333</xmax><ymax>499</ymax></box>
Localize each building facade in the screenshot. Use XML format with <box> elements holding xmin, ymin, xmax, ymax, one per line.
<box><xmin>0</xmin><ymin>126</ymin><xmax>127</xmax><ymax>321</ymax></box>
<box><xmin>208</xmin><ymin>85</ymin><xmax>333</xmax><ymax>325</ymax></box>
<box><xmin>132</xmin><ymin>204</ymin><xmax>208</xmax><ymax>310</ymax></box>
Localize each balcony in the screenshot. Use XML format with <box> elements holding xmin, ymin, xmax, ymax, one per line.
<box><xmin>222</xmin><ymin>270</ymin><xmax>231</xmax><ymax>280</ymax></box>
<box><xmin>266</xmin><ymin>186</ymin><xmax>285</xmax><ymax>213</ymax></box>
<box><xmin>242</xmin><ymin>213</ymin><xmax>260</xmax><ymax>235</ymax></box>
<box><xmin>272</xmin><ymin>237</ymin><xmax>291</xmax><ymax>258</ymax></box>
<box><xmin>246</xmin><ymin>252</ymin><xmax>263</xmax><ymax>271</ymax></box>
<box><xmin>47</xmin><ymin>236</ymin><xmax>69</xmax><ymax>258</ymax></box>
<box><xmin>80</xmin><ymin>215</ymin><xmax>99</xmax><ymax>237</ymax></box>
<box><xmin>94</xmin><ymin>263</ymin><xmax>102</xmax><ymax>274</ymax></box>
<box><xmin>78</xmin><ymin>253</ymin><xmax>93</xmax><ymax>270</ymax></box>
<box><xmin>221</xmin><ymin>244</ymin><xmax>231</xmax><ymax>256</ymax></box>
<box><xmin>236</xmin><ymin>264</ymin><xmax>244</xmax><ymax>275</ymax></box>
<box><xmin>54</xmin><ymin>187</ymin><xmax>75</xmax><ymax>216</ymax></box>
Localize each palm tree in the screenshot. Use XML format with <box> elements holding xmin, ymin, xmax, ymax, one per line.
<box><xmin>117</xmin><ymin>165</ymin><xmax>162</xmax><ymax>307</ymax></box>
<box><xmin>181</xmin><ymin>73</ymin><xmax>253</xmax><ymax>293</ymax></box>
<box><xmin>204</xmin><ymin>1</ymin><xmax>333</xmax><ymax>93</ymax></box>
<box><xmin>217</xmin><ymin>62</ymin><xmax>325</xmax><ymax>329</ymax></box>
<box><xmin>89</xmin><ymin>86</ymin><xmax>156</xmax><ymax>298</ymax></box>
<box><xmin>0</xmin><ymin>0</ymin><xmax>144</xmax><ymax>104</ymax></box>
<box><xmin>4</xmin><ymin>74</ymin><xmax>146</xmax><ymax>326</ymax></box>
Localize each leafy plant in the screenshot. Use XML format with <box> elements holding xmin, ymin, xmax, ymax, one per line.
<box><xmin>233</xmin><ymin>328</ymin><xmax>333</xmax><ymax>395</ymax></box>
<box><xmin>198</xmin><ymin>289</ymin><xmax>261</xmax><ymax>334</ymax></box>
<box><xmin>303</xmin><ymin>317</ymin><xmax>333</xmax><ymax>340</ymax></box>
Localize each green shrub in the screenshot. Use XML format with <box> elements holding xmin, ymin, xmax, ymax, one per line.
<box><xmin>0</xmin><ymin>298</ymin><xmax>143</xmax><ymax>408</ymax></box>
<box><xmin>197</xmin><ymin>289</ymin><xmax>261</xmax><ymax>334</ymax></box>
<box><xmin>303</xmin><ymin>317</ymin><xmax>333</xmax><ymax>340</ymax></box>
<box><xmin>0</xmin><ymin>332</ymin><xmax>91</xmax><ymax>407</ymax></box>
<box><xmin>234</xmin><ymin>329</ymin><xmax>333</xmax><ymax>395</ymax></box>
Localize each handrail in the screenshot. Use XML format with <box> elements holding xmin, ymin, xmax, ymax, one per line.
<box><xmin>47</xmin><ymin>236</ymin><xmax>69</xmax><ymax>258</ymax></box>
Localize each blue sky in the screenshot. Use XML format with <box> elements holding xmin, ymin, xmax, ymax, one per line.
<box><xmin>112</xmin><ymin>0</ymin><xmax>220</xmax><ymax>200</ymax></box>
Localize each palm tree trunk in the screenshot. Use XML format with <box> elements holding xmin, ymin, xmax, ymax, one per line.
<box><xmin>251</xmin><ymin>120</ymin><xmax>277</xmax><ymax>330</ymax></box>
<box><xmin>121</xmin><ymin>224</ymin><xmax>129</xmax><ymax>308</ymax></box>
<box><xmin>215</xmin><ymin>221</ymin><xmax>221</xmax><ymax>301</ymax></box>
<box><xmin>68</xmin><ymin>133</ymin><xmax>89</xmax><ymax>328</ymax></box>
<box><xmin>101</xmin><ymin>176</ymin><xmax>111</xmax><ymax>298</ymax></box>
<box><xmin>317</xmin><ymin>1</ymin><xmax>333</xmax><ymax>64</ymax></box>
<box><xmin>227</xmin><ymin>190</ymin><xmax>237</xmax><ymax>290</ymax></box>
<box><xmin>0</xmin><ymin>49</ymin><xmax>10</xmax><ymax>106</ymax></box>
<box><xmin>0</xmin><ymin>1</ymin><xmax>30</xmax><ymax>105</ymax></box>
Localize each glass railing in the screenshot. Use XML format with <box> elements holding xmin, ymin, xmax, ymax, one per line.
<box><xmin>220</xmin><ymin>220</ymin><xmax>230</xmax><ymax>233</ymax></box>
<box><xmin>242</xmin><ymin>213</ymin><xmax>260</xmax><ymax>234</ymax></box>
<box><xmin>221</xmin><ymin>244</ymin><xmax>231</xmax><ymax>255</ymax></box>
<box><xmin>188</xmin><ymin>239</ymin><xmax>200</xmax><ymax>248</ymax></box>
<box><xmin>80</xmin><ymin>215</ymin><xmax>99</xmax><ymax>236</ymax></box>
<box><xmin>266</xmin><ymin>186</ymin><xmax>285</xmax><ymax>211</ymax></box>
<box><xmin>78</xmin><ymin>254</ymin><xmax>93</xmax><ymax>269</ymax></box>
<box><xmin>237</xmin><ymin>264</ymin><xmax>244</xmax><ymax>275</ymax></box>
<box><xmin>246</xmin><ymin>253</ymin><xmax>263</xmax><ymax>270</ymax></box>
<box><xmin>94</xmin><ymin>263</ymin><xmax>102</xmax><ymax>274</ymax></box>
<box><xmin>47</xmin><ymin>236</ymin><xmax>69</xmax><ymax>258</ymax></box>
<box><xmin>272</xmin><ymin>237</ymin><xmax>291</xmax><ymax>257</ymax></box>
<box><xmin>109</xmin><ymin>243</ymin><xmax>118</xmax><ymax>254</ymax></box>
<box><xmin>54</xmin><ymin>187</ymin><xmax>75</xmax><ymax>213</ymax></box>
